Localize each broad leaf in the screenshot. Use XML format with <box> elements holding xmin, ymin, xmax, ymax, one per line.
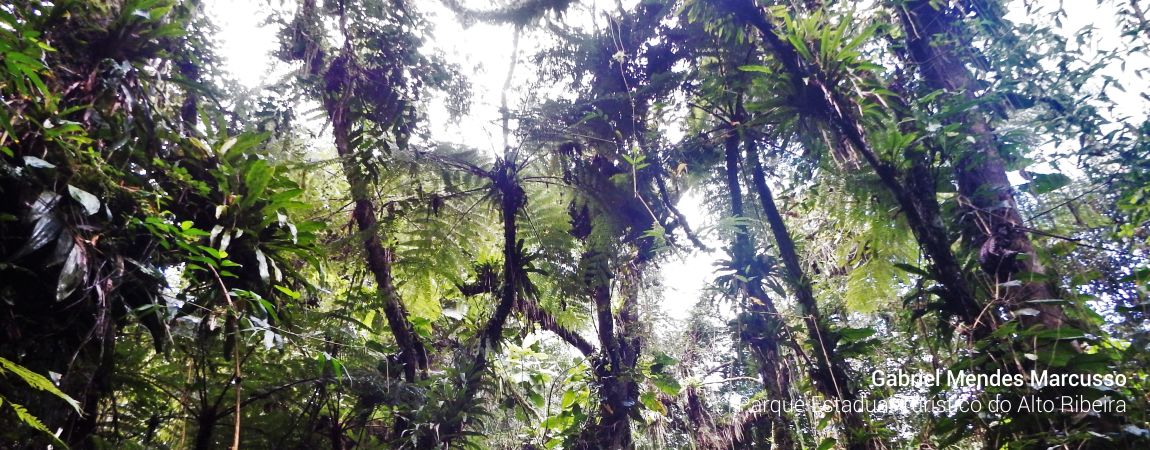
<box><xmin>67</xmin><ymin>185</ymin><xmax>100</xmax><ymax>215</ymax></box>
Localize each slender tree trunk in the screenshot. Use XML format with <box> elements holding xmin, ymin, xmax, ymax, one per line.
<box><xmin>316</xmin><ymin>54</ymin><xmax>429</xmax><ymax>450</ymax></box>
<box><xmin>744</xmin><ymin>135</ymin><xmax>876</xmax><ymax>449</ymax></box>
<box><xmin>568</xmin><ymin>199</ymin><xmax>646</xmax><ymax>449</ymax></box>
<box><xmin>574</xmin><ymin>253</ymin><xmax>642</xmax><ymax>450</ymax></box>
<box><xmin>324</xmin><ymin>67</ymin><xmax>427</xmax><ymax>383</ymax></box>
<box><xmin>604</xmin><ymin>261</ymin><xmax>643</xmax><ymax>450</ymax></box>
<box><xmin>723</xmin><ymin>126</ymin><xmax>795</xmax><ymax>450</ymax></box>
<box><xmin>302</xmin><ymin>0</ymin><xmax>429</xmax><ymax>386</ymax></box>
<box><xmin>481</xmin><ymin>158</ymin><xmax>525</xmax><ymax>351</ymax></box>
<box><xmin>435</xmin><ymin>157</ymin><xmax>530</xmax><ymax>447</ymax></box>
<box><xmin>588</xmin><ymin>283</ymin><xmax>633</xmax><ymax>450</ymax></box>
<box><xmin>898</xmin><ymin>0</ymin><xmax>1069</xmax><ymax>329</ymax></box>
<box><xmin>469</xmin><ymin>30</ymin><xmax>527</xmax><ymax>374</ymax></box>
<box><xmin>329</xmin><ymin>88</ymin><xmax>434</xmax><ymax>447</ymax></box>
<box><xmin>721</xmin><ymin>0</ymin><xmax>984</xmax><ymax>330</ymax></box>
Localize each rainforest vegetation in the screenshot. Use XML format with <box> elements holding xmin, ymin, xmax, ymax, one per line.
<box><xmin>2</xmin><ymin>0</ymin><xmax>1149</xmax><ymax>448</ymax></box>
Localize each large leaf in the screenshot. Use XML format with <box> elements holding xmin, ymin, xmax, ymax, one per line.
<box><xmin>67</xmin><ymin>185</ymin><xmax>100</xmax><ymax>215</ymax></box>
<box><xmin>28</xmin><ymin>191</ymin><xmax>60</xmax><ymax>222</ymax></box>
<box><xmin>837</xmin><ymin>326</ymin><xmax>876</xmax><ymax>342</ymax></box>
<box><xmin>56</xmin><ymin>242</ymin><xmax>86</xmax><ymax>301</ymax></box>
<box><xmin>11</xmin><ymin>214</ymin><xmax>62</xmax><ymax>259</ymax></box>
<box><xmin>738</xmin><ymin>65</ymin><xmax>773</xmax><ymax>74</ymax></box>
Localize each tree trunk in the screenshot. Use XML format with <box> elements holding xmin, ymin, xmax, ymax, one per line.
<box><xmin>898</xmin><ymin>0</ymin><xmax>1069</xmax><ymax>329</ymax></box>
<box><xmin>481</xmin><ymin>158</ymin><xmax>525</xmax><ymax>351</ymax></box>
<box><xmin>193</xmin><ymin>411</ymin><xmax>217</xmax><ymax>450</ymax></box>
<box><xmin>723</xmin><ymin>126</ymin><xmax>795</xmax><ymax>450</ymax></box>
<box><xmin>574</xmin><ymin>254</ymin><xmax>642</xmax><ymax>449</ymax></box>
<box><xmin>435</xmin><ymin>157</ymin><xmax>531</xmax><ymax>447</ymax></box>
<box><xmin>744</xmin><ymin>134</ymin><xmax>876</xmax><ymax>449</ymax></box>
<box><xmin>569</xmin><ymin>200</ymin><xmax>646</xmax><ymax>449</ymax></box>
<box><xmin>326</xmin><ymin>81</ymin><xmax>428</xmax><ymax>383</ymax></box>
<box><xmin>721</xmin><ymin>0</ymin><xmax>983</xmax><ymax>330</ymax></box>
<box><xmin>320</xmin><ymin>51</ymin><xmax>428</xmax><ymax>446</ymax></box>
<box><xmin>588</xmin><ymin>284</ymin><xmax>634</xmax><ymax>450</ymax></box>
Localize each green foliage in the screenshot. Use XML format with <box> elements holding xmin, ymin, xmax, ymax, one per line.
<box><xmin>1</xmin><ymin>0</ymin><xmax>1148</xmax><ymax>448</ymax></box>
<box><xmin>0</xmin><ymin>357</ymin><xmax>80</xmax><ymax>446</ymax></box>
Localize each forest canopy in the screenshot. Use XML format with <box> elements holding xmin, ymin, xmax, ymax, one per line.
<box><xmin>1</xmin><ymin>0</ymin><xmax>1149</xmax><ymax>449</ymax></box>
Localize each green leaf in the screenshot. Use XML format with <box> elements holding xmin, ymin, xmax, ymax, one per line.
<box><xmin>650</xmin><ymin>352</ymin><xmax>676</xmax><ymax>374</ymax></box>
<box><xmin>786</xmin><ymin>32</ymin><xmax>812</xmax><ymax>60</ymax></box>
<box><xmin>5</xmin><ymin>400</ymin><xmax>69</xmax><ymax>448</ymax></box>
<box><xmin>652</xmin><ymin>375</ymin><xmax>681</xmax><ymax>396</ymax></box>
<box><xmin>738</xmin><ymin>65</ymin><xmax>773</xmax><ymax>74</ymax></box>
<box><xmin>241</xmin><ymin>160</ymin><xmax>274</xmax><ymax>208</ymax></box>
<box><xmin>67</xmin><ymin>185</ymin><xmax>100</xmax><ymax>215</ymax></box>
<box><xmin>268</xmin><ymin>188</ymin><xmax>304</xmax><ymax>206</ymax></box>
<box><xmin>837</xmin><ymin>327</ymin><xmax>876</xmax><ymax>342</ymax></box>
<box><xmin>1028</xmin><ymin>172</ymin><xmax>1071</xmax><ymax>194</ymax></box>
<box><xmin>14</xmin><ymin>215</ymin><xmax>62</xmax><ymax>259</ymax></box>
<box><xmin>218</xmin><ymin>136</ymin><xmax>238</xmax><ymax>155</ymax></box>
<box><xmin>273</xmin><ymin>284</ymin><xmax>300</xmax><ymax>300</ymax></box>
<box><xmin>640</xmin><ymin>391</ymin><xmax>666</xmax><ymax>415</ymax></box>
<box><xmin>194</xmin><ymin>245</ymin><xmax>228</xmax><ymax>260</ymax></box>
<box><xmin>541</xmin><ymin>414</ymin><xmax>567</xmax><ymax>430</ymax></box>
<box><xmin>0</xmin><ymin>357</ymin><xmax>81</xmax><ymax>413</ymax></box>
<box><xmin>1068</xmin><ymin>352</ymin><xmax>1116</xmax><ymax>373</ymax></box>
<box><xmin>255</xmin><ymin>296</ymin><xmax>281</xmax><ymax>326</ymax></box>
<box><xmin>893</xmin><ymin>262</ymin><xmax>930</xmax><ymax>277</ymax></box>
